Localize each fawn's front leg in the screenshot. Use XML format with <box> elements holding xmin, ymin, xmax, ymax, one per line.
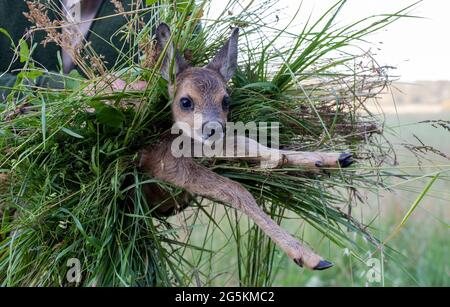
<box><xmin>139</xmin><ymin>139</ymin><xmax>333</xmax><ymax>270</ymax></box>
<box><xmin>220</xmin><ymin>136</ymin><xmax>354</xmax><ymax>170</ymax></box>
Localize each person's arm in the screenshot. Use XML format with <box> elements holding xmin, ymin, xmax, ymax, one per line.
<box><xmin>0</xmin><ymin>73</ymin><xmax>20</xmax><ymax>100</ymax></box>
<box><xmin>0</xmin><ymin>72</ymin><xmax>66</xmax><ymax>100</ymax></box>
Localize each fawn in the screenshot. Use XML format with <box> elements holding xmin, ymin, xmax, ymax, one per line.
<box><xmin>138</xmin><ymin>23</ymin><xmax>354</xmax><ymax>270</ymax></box>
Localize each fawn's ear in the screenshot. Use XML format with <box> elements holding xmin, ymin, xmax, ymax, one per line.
<box><xmin>156</xmin><ymin>23</ymin><xmax>188</xmax><ymax>82</ymax></box>
<box><xmin>206</xmin><ymin>28</ymin><xmax>239</xmax><ymax>82</ymax></box>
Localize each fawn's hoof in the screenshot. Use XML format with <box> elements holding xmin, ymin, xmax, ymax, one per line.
<box><xmin>338</xmin><ymin>153</ymin><xmax>354</xmax><ymax>168</ymax></box>
<box><xmin>293</xmin><ymin>259</ymin><xmax>334</xmax><ymax>271</ymax></box>
<box><xmin>294</xmin><ymin>258</ymin><xmax>304</xmax><ymax>268</ymax></box>
<box><xmin>313</xmin><ymin>260</ymin><xmax>334</xmax><ymax>271</ymax></box>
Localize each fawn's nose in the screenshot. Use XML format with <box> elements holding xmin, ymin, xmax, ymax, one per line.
<box><xmin>202</xmin><ymin>121</ymin><xmax>225</xmax><ymax>141</ymax></box>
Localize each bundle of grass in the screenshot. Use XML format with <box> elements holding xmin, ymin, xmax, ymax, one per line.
<box><xmin>0</xmin><ymin>0</ymin><xmax>418</xmax><ymax>286</ymax></box>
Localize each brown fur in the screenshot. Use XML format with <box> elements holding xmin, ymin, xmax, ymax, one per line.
<box><xmin>170</xmin><ymin>67</ymin><xmax>229</xmax><ymax>129</ymax></box>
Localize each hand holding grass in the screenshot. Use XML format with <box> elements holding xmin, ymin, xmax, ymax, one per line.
<box><xmin>83</xmin><ymin>75</ymin><xmax>147</xmax><ymax>96</ymax></box>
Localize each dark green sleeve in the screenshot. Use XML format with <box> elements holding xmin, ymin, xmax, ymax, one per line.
<box><xmin>0</xmin><ymin>73</ymin><xmax>19</xmax><ymax>101</ymax></box>
<box><xmin>0</xmin><ymin>72</ymin><xmax>66</xmax><ymax>101</ymax></box>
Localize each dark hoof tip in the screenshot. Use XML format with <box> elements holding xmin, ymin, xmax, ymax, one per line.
<box><xmin>293</xmin><ymin>259</ymin><xmax>303</xmax><ymax>268</ymax></box>
<box><xmin>313</xmin><ymin>260</ymin><xmax>334</xmax><ymax>271</ymax></box>
<box><xmin>338</xmin><ymin>153</ymin><xmax>354</xmax><ymax>168</ymax></box>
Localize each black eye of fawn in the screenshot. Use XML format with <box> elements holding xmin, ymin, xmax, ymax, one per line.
<box><xmin>222</xmin><ymin>96</ymin><xmax>231</xmax><ymax>111</ymax></box>
<box><xmin>180</xmin><ymin>97</ymin><xmax>193</xmax><ymax>111</ymax></box>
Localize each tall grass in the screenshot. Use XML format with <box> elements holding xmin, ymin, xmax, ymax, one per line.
<box><xmin>1</xmin><ymin>0</ymin><xmax>444</xmax><ymax>287</ymax></box>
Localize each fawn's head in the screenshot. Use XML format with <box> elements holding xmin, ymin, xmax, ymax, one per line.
<box><xmin>156</xmin><ymin>23</ymin><xmax>239</xmax><ymax>142</ymax></box>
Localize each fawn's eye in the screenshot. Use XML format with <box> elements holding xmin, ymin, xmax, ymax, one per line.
<box><xmin>222</xmin><ymin>96</ymin><xmax>231</xmax><ymax>111</ymax></box>
<box><xmin>180</xmin><ymin>97</ymin><xmax>194</xmax><ymax>111</ymax></box>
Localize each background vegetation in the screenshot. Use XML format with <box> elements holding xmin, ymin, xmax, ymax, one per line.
<box><xmin>0</xmin><ymin>0</ymin><xmax>448</xmax><ymax>286</ymax></box>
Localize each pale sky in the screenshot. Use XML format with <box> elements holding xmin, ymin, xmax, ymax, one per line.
<box><xmin>208</xmin><ymin>0</ymin><xmax>450</xmax><ymax>82</ymax></box>
<box><xmin>278</xmin><ymin>0</ymin><xmax>450</xmax><ymax>82</ymax></box>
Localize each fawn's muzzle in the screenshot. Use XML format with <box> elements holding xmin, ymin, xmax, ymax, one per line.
<box><xmin>202</xmin><ymin>121</ymin><xmax>225</xmax><ymax>141</ymax></box>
